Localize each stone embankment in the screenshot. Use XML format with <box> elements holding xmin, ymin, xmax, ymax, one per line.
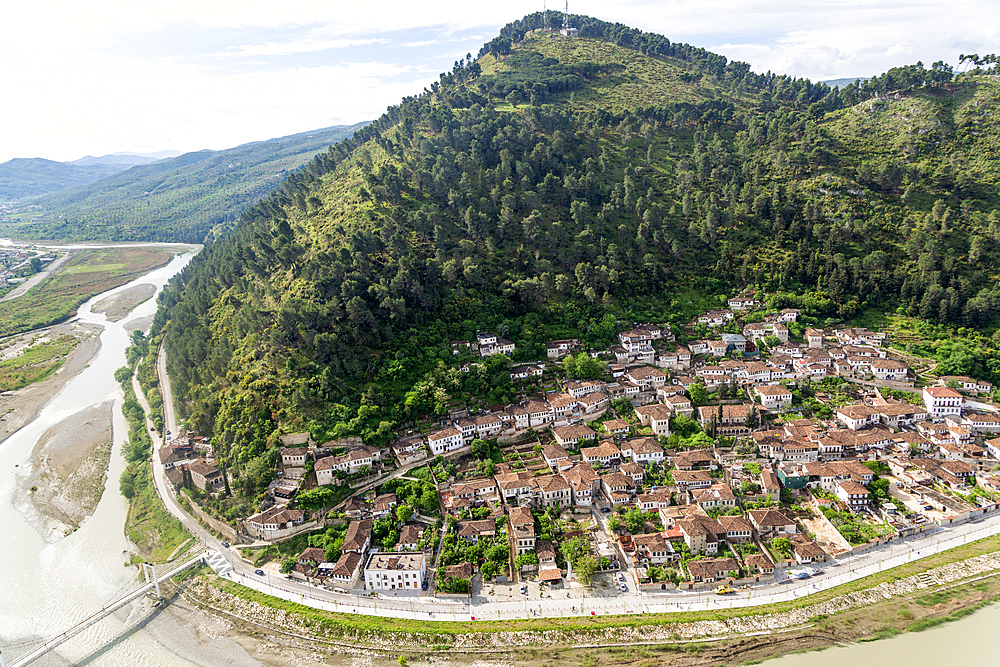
<box><xmin>185</xmin><ymin>549</ymin><xmax>1000</xmax><ymax>653</ymax></box>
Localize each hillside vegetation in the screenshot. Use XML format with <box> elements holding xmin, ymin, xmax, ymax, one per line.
<box><xmin>150</xmin><ymin>13</ymin><xmax>1000</xmax><ymax>493</ymax></box>
<box><xmin>0</xmin><ymin>158</ymin><xmax>135</xmax><ymax>200</ymax></box>
<box><xmin>0</xmin><ymin>124</ymin><xmax>365</xmax><ymax>243</ymax></box>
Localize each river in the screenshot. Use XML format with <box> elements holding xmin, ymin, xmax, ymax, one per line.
<box><xmin>762</xmin><ymin>602</ymin><xmax>1000</xmax><ymax>667</ymax></box>
<box><xmin>0</xmin><ymin>247</ymin><xmax>201</xmax><ymax>666</ymax></box>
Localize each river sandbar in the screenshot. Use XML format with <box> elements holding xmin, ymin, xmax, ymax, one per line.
<box><xmin>0</xmin><ymin>321</ymin><xmax>102</xmax><ymax>447</ymax></box>
<box><xmin>91</xmin><ymin>283</ymin><xmax>157</xmax><ymax>322</ymax></box>
<box><xmin>15</xmin><ymin>400</ymin><xmax>114</xmax><ymax>538</ymax></box>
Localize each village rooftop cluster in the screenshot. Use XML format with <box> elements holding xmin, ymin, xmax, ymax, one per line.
<box><xmin>160</xmin><ymin>295</ymin><xmax>1000</xmax><ymax>600</ymax></box>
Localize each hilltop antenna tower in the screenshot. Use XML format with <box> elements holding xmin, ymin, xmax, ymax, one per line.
<box><xmin>560</xmin><ymin>0</ymin><xmax>578</xmax><ymax>37</ymax></box>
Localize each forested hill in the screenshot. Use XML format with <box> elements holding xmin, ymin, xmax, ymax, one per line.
<box><xmin>0</xmin><ymin>123</ymin><xmax>365</xmax><ymax>243</ymax></box>
<box><xmin>153</xmin><ymin>12</ymin><xmax>1000</xmax><ymax>486</ymax></box>
<box><xmin>0</xmin><ymin>158</ymin><xmax>134</xmax><ymax>200</ymax></box>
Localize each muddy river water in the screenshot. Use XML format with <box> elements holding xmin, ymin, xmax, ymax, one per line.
<box><xmin>0</xmin><ymin>247</ymin><xmax>202</xmax><ymax>666</ymax></box>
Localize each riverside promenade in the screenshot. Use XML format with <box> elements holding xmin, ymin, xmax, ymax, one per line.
<box><xmin>218</xmin><ymin>513</ymin><xmax>1000</xmax><ymax>622</ymax></box>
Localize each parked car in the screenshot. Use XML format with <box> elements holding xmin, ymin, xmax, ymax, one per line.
<box><xmin>221</xmin><ymin>541</ymin><xmax>230</xmax><ymax>548</ymax></box>
<box><xmin>600</xmin><ymin>507</ymin><xmax>610</xmax><ymax>513</ymax></box>
<box><xmin>421</xmin><ymin>580</ymin><xmax>428</xmax><ymax>591</ymax></box>
<box><xmin>520</xmin><ymin>584</ymin><xmax>527</xmax><ymax>594</ymax></box>
<box><xmin>810</xmin><ymin>568</ymin><xmax>823</xmax><ymax>576</ymax></box>
<box><xmin>255</xmin><ymin>569</ymin><xmax>265</xmax><ymax>576</ymax></box>
<box><xmin>619</xmin><ymin>583</ymin><xmax>628</xmax><ymax>592</ymax></box>
<box><xmin>794</xmin><ymin>571</ymin><xmax>810</xmax><ymax>580</ymax></box>
<box><xmin>616</xmin><ymin>572</ymin><xmax>625</xmax><ymax>583</ymax></box>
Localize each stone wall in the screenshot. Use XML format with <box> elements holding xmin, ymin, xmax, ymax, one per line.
<box><xmin>183</xmin><ymin>493</ymin><xmax>238</xmax><ymax>542</ymax></box>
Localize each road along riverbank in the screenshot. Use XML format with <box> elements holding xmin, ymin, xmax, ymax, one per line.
<box><xmin>175</xmin><ymin>539</ymin><xmax>1000</xmax><ymax>666</ymax></box>
<box><xmin>137</xmin><ymin>333</ymin><xmax>1000</xmax><ymax>665</ymax></box>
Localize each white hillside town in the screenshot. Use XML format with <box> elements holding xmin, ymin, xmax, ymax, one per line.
<box><xmin>155</xmin><ymin>294</ymin><xmax>1000</xmax><ymax>615</ymax></box>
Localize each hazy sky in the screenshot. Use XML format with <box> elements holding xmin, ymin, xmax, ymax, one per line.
<box><xmin>1</xmin><ymin>0</ymin><xmax>996</xmax><ymax>163</ymax></box>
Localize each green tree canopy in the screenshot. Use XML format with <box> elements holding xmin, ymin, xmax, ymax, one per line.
<box><xmin>395</xmin><ymin>504</ymin><xmax>414</xmax><ymax>523</ymax></box>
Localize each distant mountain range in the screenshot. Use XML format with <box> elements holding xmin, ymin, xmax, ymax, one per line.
<box><xmin>70</xmin><ymin>151</ymin><xmax>180</xmax><ymax>166</ymax></box>
<box><xmin>0</xmin><ymin>158</ymin><xmax>142</xmax><ymax>200</ymax></box>
<box><xmin>0</xmin><ymin>124</ymin><xmax>366</xmax><ymax>243</ymax></box>
<box><xmin>821</xmin><ymin>76</ymin><xmax>871</xmax><ymax>88</ymax></box>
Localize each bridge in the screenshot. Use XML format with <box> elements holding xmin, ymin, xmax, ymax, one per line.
<box><xmin>1</xmin><ymin>551</ymin><xmax>213</xmax><ymax>667</ymax></box>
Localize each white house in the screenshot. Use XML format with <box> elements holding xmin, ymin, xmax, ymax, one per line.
<box><xmin>754</xmin><ymin>384</ymin><xmax>793</xmax><ymax>410</ymax></box>
<box><xmin>427</xmin><ymin>427</ymin><xmax>464</xmax><ymax>455</ymax></box>
<box><xmin>922</xmin><ymin>387</ymin><xmax>963</xmax><ymax>418</ymax></box>
<box><xmin>478</xmin><ymin>332</ymin><xmax>516</xmax><ymax>357</ymax></box>
<box><xmin>620</xmin><ymin>437</ymin><xmax>665</xmax><ymax>466</ymax></box>
<box><xmin>836</xmin><ymin>404</ymin><xmax>880</xmax><ymax>430</ymax></box>
<box><xmin>364</xmin><ymin>552</ymin><xmax>426</xmax><ymax>592</ymax></box>
<box><xmin>869</xmin><ymin>358</ymin><xmax>909</xmax><ymax>382</ymax></box>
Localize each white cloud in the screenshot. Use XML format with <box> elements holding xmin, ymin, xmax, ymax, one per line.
<box><xmin>2</xmin><ymin>0</ymin><xmax>1000</xmax><ymax>163</ymax></box>
<box><xmin>221</xmin><ymin>37</ymin><xmax>387</xmax><ymax>58</ymax></box>
<box><xmin>591</xmin><ymin>0</ymin><xmax>1000</xmax><ymax>80</ymax></box>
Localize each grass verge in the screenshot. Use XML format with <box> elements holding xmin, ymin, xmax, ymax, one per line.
<box><xmin>119</xmin><ymin>371</ymin><xmax>190</xmax><ymax>563</ymax></box>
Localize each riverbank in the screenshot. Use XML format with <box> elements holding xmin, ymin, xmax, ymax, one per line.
<box><xmin>0</xmin><ymin>245</ymin><xmax>207</xmax><ymax>667</ymax></box>
<box><xmin>13</xmin><ymin>401</ymin><xmax>114</xmax><ymax>540</ymax></box>
<box><xmin>0</xmin><ymin>321</ymin><xmax>102</xmax><ymax>447</ymax></box>
<box><xmin>0</xmin><ymin>246</ymin><xmax>173</xmax><ymax>338</ymax></box>
<box><xmin>170</xmin><ymin>535</ymin><xmax>1000</xmax><ymax>666</ymax></box>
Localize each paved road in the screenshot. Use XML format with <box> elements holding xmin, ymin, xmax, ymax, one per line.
<box><xmin>139</xmin><ymin>348</ymin><xmax>1000</xmax><ymax>622</ymax></box>
<box><xmin>0</xmin><ymin>252</ymin><xmax>70</xmax><ymax>302</ymax></box>
<box><xmin>217</xmin><ymin>513</ymin><xmax>1000</xmax><ymax>622</ymax></box>
<box><xmin>132</xmin><ymin>371</ymin><xmax>210</xmax><ymax>555</ymax></box>
<box><xmin>156</xmin><ymin>346</ymin><xmax>179</xmax><ymax>435</ymax></box>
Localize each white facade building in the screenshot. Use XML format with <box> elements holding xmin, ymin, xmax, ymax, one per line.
<box><xmin>923</xmin><ymin>387</ymin><xmax>963</xmax><ymax>418</ymax></box>
<box><xmin>364</xmin><ymin>552</ymin><xmax>426</xmax><ymax>592</ymax></box>
<box><xmin>427</xmin><ymin>427</ymin><xmax>464</xmax><ymax>455</ymax></box>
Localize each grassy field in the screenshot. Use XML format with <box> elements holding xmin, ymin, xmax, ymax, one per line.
<box><xmin>0</xmin><ymin>334</ymin><xmax>78</xmax><ymax>392</ymax></box>
<box><xmin>0</xmin><ymin>247</ymin><xmax>171</xmax><ymax>338</ymax></box>
<box><xmin>486</xmin><ymin>34</ymin><xmax>724</xmax><ymax>114</ymax></box>
<box><xmin>64</xmin><ymin>262</ymin><xmax>126</xmax><ymax>274</ymax></box>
